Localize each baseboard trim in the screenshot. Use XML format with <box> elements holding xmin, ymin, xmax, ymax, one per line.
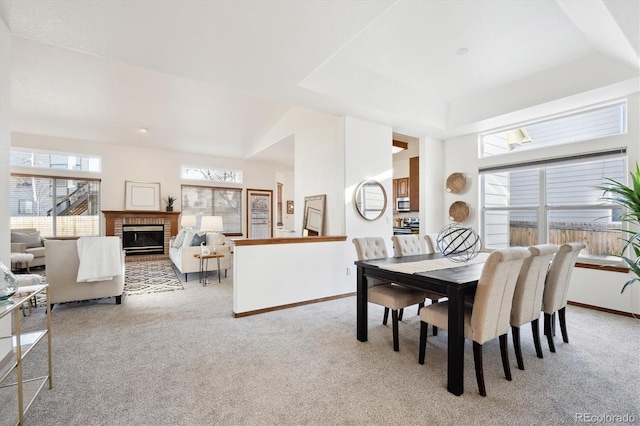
<box><xmin>567</xmin><ymin>300</ymin><xmax>639</xmax><ymax>318</ymax></box>
<box><xmin>233</xmin><ymin>292</ymin><xmax>356</xmax><ymax>318</ymax></box>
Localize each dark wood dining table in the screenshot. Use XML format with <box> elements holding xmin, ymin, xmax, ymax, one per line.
<box><xmin>355</xmin><ymin>253</ymin><xmax>485</xmax><ymax>396</ymax></box>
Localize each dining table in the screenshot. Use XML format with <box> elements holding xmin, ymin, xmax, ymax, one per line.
<box><xmin>355</xmin><ymin>252</ymin><xmax>488</xmax><ymax>396</ymax></box>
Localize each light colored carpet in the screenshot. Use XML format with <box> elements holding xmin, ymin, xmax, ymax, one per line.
<box><xmin>12</xmin><ymin>270</ymin><xmax>640</xmax><ymax>426</ymax></box>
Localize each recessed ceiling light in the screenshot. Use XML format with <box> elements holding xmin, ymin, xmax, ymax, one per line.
<box><xmin>456</xmin><ymin>47</ymin><xmax>469</xmax><ymax>55</ymax></box>
<box><xmin>138</xmin><ymin>128</ymin><xmax>148</xmax><ymax>133</ymax></box>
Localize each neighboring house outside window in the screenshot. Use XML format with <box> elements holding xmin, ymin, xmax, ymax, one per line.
<box><xmin>10</xmin><ymin>149</ymin><xmax>102</xmax><ymax>236</ymax></box>
<box><xmin>479</xmin><ymin>102</ymin><xmax>628</xmax><ymax>265</ymax></box>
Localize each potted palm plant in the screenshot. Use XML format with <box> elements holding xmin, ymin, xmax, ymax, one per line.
<box><xmin>597</xmin><ymin>162</ymin><xmax>640</xmax><ymax>293</ymax></box>
<box><xmin>164</xmin><ymin>195</ymin><xmax>176</xmax><ymax>212</ymax></box>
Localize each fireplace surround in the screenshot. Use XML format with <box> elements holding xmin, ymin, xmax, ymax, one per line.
<box><xmin>102</xmin><ymin>210</ymin><xmax>180</xmax><ymax>262</ymax></box>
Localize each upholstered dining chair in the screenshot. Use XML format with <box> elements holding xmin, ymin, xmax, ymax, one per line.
<box><xmin>418</xmin><ymin>247</ymin><xmax>531</xmax><ymax>396</ymax></box>
<box><xmin>392</xmin><ymin>234</ymin><xmax>446</xmax><ymax>335</ymax></box>
<box><xmin>510</xmin><ymin>244</ymin><xmax>558</xmax><ymax>370</ymax></box>
<box><xmin>424</xmin><ymin>234</ymin><xmax>439</xmax><ymax>254</ymax></box>
<box><xmin>542</xmin><ymin>242</ymin><xmax>585</xmax><ymax>353</ymax></box>
<box><xmin>352</xmin><ymin>237</ymin><xmax>429</xmax><ymax>352</ymax></box>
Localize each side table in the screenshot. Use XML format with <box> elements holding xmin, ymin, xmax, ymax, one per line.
<box><xmin>193</xmin><ymin>253</ymin><xmax>225</xmax><ymax>286</ymax></box>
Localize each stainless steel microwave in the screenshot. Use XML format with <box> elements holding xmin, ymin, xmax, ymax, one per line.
<box><xmin>397</xmin><ymin>197</ymin><xmax>410</xmax><ymax>211</ymax></box>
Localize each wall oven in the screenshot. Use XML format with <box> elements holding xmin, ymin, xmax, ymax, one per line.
<box><xmin>396</xmin><ymin>197</ymin><xmax>410</xmax><ymax>212</ymax></box>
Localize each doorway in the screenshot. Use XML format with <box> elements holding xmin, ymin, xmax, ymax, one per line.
<box><xmin>247</xmin><ymin>189</ymin><xmax>273</xmax><ymax>238</ymax></box>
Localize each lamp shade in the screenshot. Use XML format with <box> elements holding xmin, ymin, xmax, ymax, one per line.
<box><xmin>181</xmin><ymin>215</ymin><xmax>196</xmax><ymax>228</ymax></box>
<box><xmin>200</xmin><ymin>216</ymin><xmax>224</xmax><ymax>232</ymax></box>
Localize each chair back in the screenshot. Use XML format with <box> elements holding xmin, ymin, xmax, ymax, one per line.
<box><xmin>391</xmin><ymin>234</ymin><xmax>422</xmax><ymax>257</ymax></box>
<box><xmin>352</xmin><ymin>237</ymin><xmax>390</xmax><ymax>287</ymax></box>
<box><xmin>510</xmin><ymin>244</ymin><xmax>558</xmax><ymax>327</ymax></box>
<box><xmin>542</xmin><ymin>242</ymin><xmax>585</xmax><ymax>314</ymax></box>
<box><xmin>470</xmin><ymin>247</ymin><xmax>531</xmax><ymax>344</ymax></box>
<box><xmin>424</xmin><ymin>234</ymin><xmax>439</xmax><ymax>254</ymax></box>
<box><xmin>352</xmin><ymin>237</ymin><xmax>388</xmax><ymax>261</ymax></box>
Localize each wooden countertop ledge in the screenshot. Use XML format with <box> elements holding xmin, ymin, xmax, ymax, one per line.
<box><xmin>233</xmin><ymin>236</ymin><xmax>347</xmax><ymax>246</ymax></box>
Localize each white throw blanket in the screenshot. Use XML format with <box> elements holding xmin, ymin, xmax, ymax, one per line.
<box><xmin>76</xmin><ymin>237</ymin><xmax>123</xmax><ymax>282</ymax></box>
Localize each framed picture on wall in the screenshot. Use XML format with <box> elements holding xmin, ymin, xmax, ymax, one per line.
<box><xmin>286</xmin><ymin>200</ymin><xmax>294</xmax><ymax>214</ymax></box>
<box><xmin>125</xmin><ymin>181</ymin><xmax>161</xmax><ymax>211</ymax></box>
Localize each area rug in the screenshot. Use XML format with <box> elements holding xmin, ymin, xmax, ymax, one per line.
<box><xmin>123</xmin><ymin>260</ymin><xmax>184</xmax><ymax>296</ymax></box>
<box><xmin>30</xmin><ymin>260</ymin><xmax>183</xmax><ymax>297</ymax></box>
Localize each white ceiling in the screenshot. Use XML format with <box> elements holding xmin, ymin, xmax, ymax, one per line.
<box><xmin>0</xmin><ymin>0</ymin><xmax>638</xmax><ymax>168</ymax></box>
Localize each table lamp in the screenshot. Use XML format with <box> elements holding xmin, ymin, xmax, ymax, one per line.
<box><xmin>180</xmin><ymin>215</ymin><xmax>196</xmax><ymax>231</ymax></box>
<box><xmin>200</xmin><ymin>216</ymin><xmax>224</xmax><ymax>233</ymax></box>
<box><xmin>200</xmin><ymin>216</ymin><xmax>224</xmax><ymax>253</ymax></box>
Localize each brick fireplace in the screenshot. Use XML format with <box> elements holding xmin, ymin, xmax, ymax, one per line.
<box><xmin>102</xmin><ymin>210</ymin><xmax>181</xmax><ymax>262</ymax></box>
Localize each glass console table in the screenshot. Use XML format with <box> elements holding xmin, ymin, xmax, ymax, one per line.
<box><xmin>0</xmin><ymin>284</ymin><xmax>52</xmax><ymax>425</ymax></box>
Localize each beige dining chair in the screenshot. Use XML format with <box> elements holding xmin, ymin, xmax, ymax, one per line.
<box><xmin>418</xmin><ymin>247</ymin><xmax>530</xmax><ymax>396</ymax></box>
<box><xmin>542</xmin><ymin>242</ymin><xmax>585</xmax><ymax>353</ymax></box>
<box><xmin>424</xmin><ymin>234</ymin><xmax>439</xmax><ymax>254</ymax></box>
<box><xmin>510</xmin><ymin>244</ymin><xmax>558</xmax><ymax>370</ymax></box>
<box><xmin>352</xmin><ymin>237</ymin><xmax>429</xmax><ymax>352</ymax></box>
<box><xmin>392</xmin><ymin>234</ymin><xmax>446</xmax><ymax>335</ymax></box>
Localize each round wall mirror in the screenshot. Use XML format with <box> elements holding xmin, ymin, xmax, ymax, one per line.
<box><xmin>354</xmin><ymin>180</ymin><xmax>387</xmax><ymax>221</ymax></box>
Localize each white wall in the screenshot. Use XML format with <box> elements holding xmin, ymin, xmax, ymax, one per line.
<box><xmin>344</xmin><ymin>116</ymin><xmax>393</xmax><ymax>252</ymax></box>
<box><xmin>442</xmin><ymin>94</ymin><xmax>640</xmax><ymax>314</ymax></box>
<box><xmin>10</xmin><ymin>132</ymin><xmax>291</xmax><ymax>237</ymax></box>
<box><xmin>259</xmin><ymin>106</ymin><xmax>345</xmax><ymax>236</ymax></box>
<box><xmin>0</xmin><ymin>17</ymin><xmax>12</xmax><ymax>368</ymax></box>
<box><xmin>233</xmin><ymin>240</ymin><xmax>350</xmax><ymax>314</ymax></box>
<box><xmin>233</xmin><ymin>114</ymin><xmax>394</xmax><ymax>315</ymax></box>
<box><xmin>420</xmin><ymin>136</ymin><xmax>445</xmax><ymax>235</ymax></box>
<box><xmin>275</xmin><ymin>170</ymin><xmax>295</xmax><ymax>233</ymax></box>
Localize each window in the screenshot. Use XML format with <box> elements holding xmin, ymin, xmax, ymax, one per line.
<box><xmin>181</xmin><ymin>166</ymin><xmax>243</xmax><ymax>183</ymax></box>
<box><xmin>11</xmin><ymin>148</ymin><xmax>101</xmax><ymax>172</ymax></box>
<box><xmin>480</xmin><ymin>102</ymin><xmax>626</xmax><ymax>158</ymax></box>
<box><xmin>181</xmin><ymin>185</ymin><xmax>242</xmax><ymax>234</ymax></box>
<box><xmin>481</xmin><ymin>152</ymin><xmax>626</xmax><ymax>262</ymax></box>
<box><xmin>10</xmin><ymin>175</ymin><xmax>101</xmax><ymax>236</ymax></box>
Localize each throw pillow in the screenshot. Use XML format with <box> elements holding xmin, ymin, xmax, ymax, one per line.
<box><xmin>11</xmin><ymin>231</ymin><xmax>43</xmax><ymax>248</ymax></box>
<box><xmin>172</xmin><ymin>230</ymin><xmax>186</xmax><ymax>248</ymax></box>
<box><xmin>190</xmin><ymin>232</ymin><xmax>207</xmax><ymax>247</ymax></box>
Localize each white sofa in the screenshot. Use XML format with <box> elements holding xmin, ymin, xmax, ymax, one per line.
<box><xmin>169</xmin><ymin>231</ymin><xmax>232</xmax><ymax>281</ymax></box>
<box><xmin>44</xmin><ymin>239</ymin><xmax>125</xmax><ymax>308</ymax></box>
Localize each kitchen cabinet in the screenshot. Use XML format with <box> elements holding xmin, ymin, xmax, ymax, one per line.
<box><xmin>409</xmin><ymin>156</ymin><xmax>419</xmax><ymax>211</ymax></box>
<box><xmin>392</xmin><ymin>178</ymin><xmax>408</xmax><ymax>212</ymax></box>
<box><xmin>397</xmin><ymin>178</ymin><xmax>409</xmax><ymax>198</ymax></box>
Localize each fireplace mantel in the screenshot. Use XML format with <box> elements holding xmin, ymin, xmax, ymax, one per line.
<box><xmin>102</xmin><ymin>210</ymin><xmax>181</xmax><ymax>237</ymax></box>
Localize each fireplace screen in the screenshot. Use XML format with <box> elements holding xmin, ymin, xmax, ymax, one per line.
<box><xmin>122</xmin><ymin>224</ymin><xmax>164</xmax><ymax>256</ymax></box>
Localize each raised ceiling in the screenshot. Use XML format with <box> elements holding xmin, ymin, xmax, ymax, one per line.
<box><xmin>0</xmin><ymin>0</ymin><xmax>638</xmax><ymax>167</ymax></box>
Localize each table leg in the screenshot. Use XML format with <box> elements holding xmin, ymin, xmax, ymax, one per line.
<box><xmin>217</xmin><ymin>257</ymin><xmax>221</xmax><ymax>283</ymax></box>
<box><xmin>356</xmin><ymin>266</ymin><xmax>368</xmax><ymax>342</ymax></box>
<box><xmin>447</xmin><ymin>287</ymin><xmax>466</xmax><ymax>396</ymax></box>
<box><xmin>203</xmin><ymin>258</ymin><xmax>209</xmax><ymax>286</ymax></box>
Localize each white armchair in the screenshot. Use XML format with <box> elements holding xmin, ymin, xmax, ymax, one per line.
<box><xmin>44</xmin><ymin>239</ymin><xmax>124</xmax><ymax>308</ymax></box>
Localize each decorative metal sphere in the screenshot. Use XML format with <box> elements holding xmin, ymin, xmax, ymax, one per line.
<box><xmin>437</xmin><ymin>224</ymin><xmax>482</xmax><ymax>263</ymax></box>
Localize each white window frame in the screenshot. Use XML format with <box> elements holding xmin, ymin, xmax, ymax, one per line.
<box><xmin>480</xmin><ymin>150</ymin><xmax>628</xmax><ymax>265</ymax></box>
